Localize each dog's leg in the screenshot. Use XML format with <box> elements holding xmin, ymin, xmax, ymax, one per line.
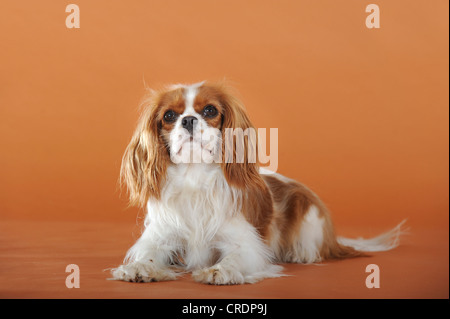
<box><xmin>192</xmin><ymin>216</ymin><xmax>283</xmax><ymax>285</ymax></box>
<box><xmin>110</xmin><ymin>227</ymin><xmax>179</xmax><ymax>283</ymax></box>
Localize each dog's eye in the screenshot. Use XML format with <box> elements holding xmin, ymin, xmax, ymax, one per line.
<box><xmin>163</xmin><ymin>110</ymin><xmax>177</xmax><ymax>123</ymax></box>
<box><xmin>203</xmin><ymin>105</ymin><xmax>218</xmax><ymax>118</ymax></box>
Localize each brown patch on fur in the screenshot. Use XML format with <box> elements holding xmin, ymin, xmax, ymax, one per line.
<box><xmin>262</xmin><ymin>175</ymin><xmax>314</xmax><ymax>247</ymax></box>
<box><xmin>319</xmin><ymin>214</ymin><xmax>369</xmax><ymax>260</ymax></box>
<box><xmin>241</xmin><ymin>183</ymin><xmax>274</xmax><ymax>238</ymax></box>
<box><xmin>194</xmin><ymin>85</ymin><xmax>224</xmax><ymax>129</ymax></box>
<box><xmin>262</xmin><ymin>174</ymin><xmax>367</xmax><ymax>262</ymax></box>
<box><xmin>120</xmin><ymin>89</ymin><xmax>180</xmax><ymax>206</ymax></box>
<box><xmin>158</xmin><ymin>88</ymin><xmax>186</xmax><ymax>131</ymax></box>
<box><xmin>203</xmin><ymin>82</ymin><xmax>265</xmax><ymax>189</ymax></box>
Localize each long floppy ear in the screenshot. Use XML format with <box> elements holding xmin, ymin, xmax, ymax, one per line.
<box><xmin>217</xmin><ymin>84</ymin><xmax>266</xmax><ymax>192</ymax></box>
<box><xmin>214</xmin><ymin>83</ymin><xmax>274</xmax><ymax>235</ymax></box>
<box><xmin>120</xmin><ymin>92</ymin><xmax>169</xmax><ymax>207</ymax></box>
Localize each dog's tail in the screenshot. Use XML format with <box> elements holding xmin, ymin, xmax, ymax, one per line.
<box><xmin>336</xmin><ymin>219</ymin><xmax>408</xmax><ymax>252</ymax></box>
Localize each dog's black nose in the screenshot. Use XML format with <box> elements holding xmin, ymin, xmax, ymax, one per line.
<box><xmin>181</xmin><ymin>116</ymin><xmax>197</xmax><ymax>135</ymax></box>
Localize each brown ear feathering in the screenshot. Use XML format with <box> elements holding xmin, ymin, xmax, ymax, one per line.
<box><xmin>120</xmin><ymin>91</ymin><xmax>169</xmax><ymax>207</ymax></box>
<box><xmin>205</xmin><ymin>82</ymin><xmax>274</xmax><ymax>235</ymax></box>
<box><xmin>207</xmin><ymin>82</ymin><xmax>266</xmax><ymax>192</ymax></box>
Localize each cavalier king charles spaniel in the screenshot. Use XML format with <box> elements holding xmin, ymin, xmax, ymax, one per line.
<box><xmin>111</xmin><ymin>81</ymin><xmax>405</xmax><ymax>285</ymax></box>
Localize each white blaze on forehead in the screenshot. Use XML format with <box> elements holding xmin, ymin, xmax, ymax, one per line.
<box><xmin>184</xmin><ymin>88</ymin><xmax>197</xmax><ymax>115</ymax></box>
<box><xmin>168</xmin><ymin>81</ymin><xmax>205</xmax><ymax>116</ymax></box>
<box><xmin>183</xmin><ymin>81</ymin><xmax>204</xmax><ymax>115</ymax></box>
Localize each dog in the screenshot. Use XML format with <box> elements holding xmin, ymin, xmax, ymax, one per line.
<box><xmin>111</xmin><ymin>81</ymin><xmax>405</xmax><ymax>284</ymax></box>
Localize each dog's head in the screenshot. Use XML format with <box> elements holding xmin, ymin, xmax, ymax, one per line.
<box><xmin>120</xmin><ymin>81</ymin><xmax>265</xmax><ymax>207</ymax></box>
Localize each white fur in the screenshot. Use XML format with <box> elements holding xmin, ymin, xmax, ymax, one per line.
<box><xmin>337</xmin><ymin>219</ymin><xmax>407</xmax><ymax>252</ymax></box>
<box><xmin>112</xmin><ymin>164</ymin><xmax>282</xmax><ymax>284</ymax></box>
<box><xmin>293</xmin><ymin>205</ymin><xmax>325</xmax><ymax>263</ymax></box>
<box><xmin>183</xmin><ymin>83</ymin><xmax>201</xmax><ymax>115</ymax></box>
<box><xmin>259</xmin><ymin>167</ymin><xmax>293</xmax><ymax>182</ymax></box>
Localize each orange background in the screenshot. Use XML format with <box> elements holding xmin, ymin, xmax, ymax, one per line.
<box><xmin>0</xmin><ymin>0</ymin><xmax>448</xmax><ymax>299</ymax></box>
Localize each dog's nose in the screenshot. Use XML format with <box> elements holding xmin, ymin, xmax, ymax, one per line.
<box><xmin>181</xmin><ymin>116</ymin><xmax>197</xmax><ymax>135</ymax></box>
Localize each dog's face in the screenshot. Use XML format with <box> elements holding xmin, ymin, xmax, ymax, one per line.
<box><xmin>158</xmin><ymin>82</ymin><xmax>223</xmax><ymax>164</ymax></box>
<box><xmin>120</xmin><ymin>81</ymin><xmax>266</xmax><ymax>207</ymax></box>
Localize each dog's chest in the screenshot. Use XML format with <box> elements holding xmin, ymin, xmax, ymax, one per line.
<box><xmin>163</xmin><ymin>164</ymin><xmax>232</xmax><ymax>232</ymax></box>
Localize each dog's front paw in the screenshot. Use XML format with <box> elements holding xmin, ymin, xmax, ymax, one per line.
<box><xmin>111</xmin><ymin>262</ymin><xmax>177</xmax><ymax>283</ymax></box>
<box><xmin>192</xmin><ymin>265</ymin><xmax>245</xmax><ymax>285</ymax></box>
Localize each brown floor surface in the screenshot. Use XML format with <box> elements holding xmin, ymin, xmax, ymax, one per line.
<box><xmin>0</xmin><ymin>219</ymin><xmax>448</xmax><ymax>299</ymax></box>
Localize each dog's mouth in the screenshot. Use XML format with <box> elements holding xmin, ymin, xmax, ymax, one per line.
<box><xmin>174</xmin><ymin>138</ymin><xmax>203</xmax><ymax>156</ymax></box>
<box><xmin>171</xmin><ymin>130</ymin><xmax>219</xmax><ymax>159</ymax></box>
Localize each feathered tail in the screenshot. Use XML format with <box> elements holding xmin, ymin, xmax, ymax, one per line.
<box><xmin>336</xmin><ymin>219</ymin><xmax>408</xmax><ymax>252</ymax></box>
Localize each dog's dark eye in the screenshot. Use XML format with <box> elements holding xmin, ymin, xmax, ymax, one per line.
<box><xmin>203</xmin><ymin>105</ymin><xmax>218</xmax><ymax>118</ymax></box>
<box><xmin>163</xmin><ymin>110</ymin><xmax>177</xmax><ymax>123</ymax></box>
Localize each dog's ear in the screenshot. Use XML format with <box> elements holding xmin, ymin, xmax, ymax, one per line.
<box><xmin>207</xmin><ymin>82</ymin><xmax>274</xmax><ymax>233</ymax></box>
<box><xmin>120</xmin><ymin>92</ymin><xmax>169</xmax><ymax>207</ymax></box>
<box><xmin>210</xmin><ymin>83</ymin><xmax>266</xmax><ymax>193</ymax></box>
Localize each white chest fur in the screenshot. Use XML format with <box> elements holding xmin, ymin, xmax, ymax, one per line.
<box><xmin>143</xmin><ymin>163</ymin><xmax>240</xmax><ymax>269</ymax></box>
